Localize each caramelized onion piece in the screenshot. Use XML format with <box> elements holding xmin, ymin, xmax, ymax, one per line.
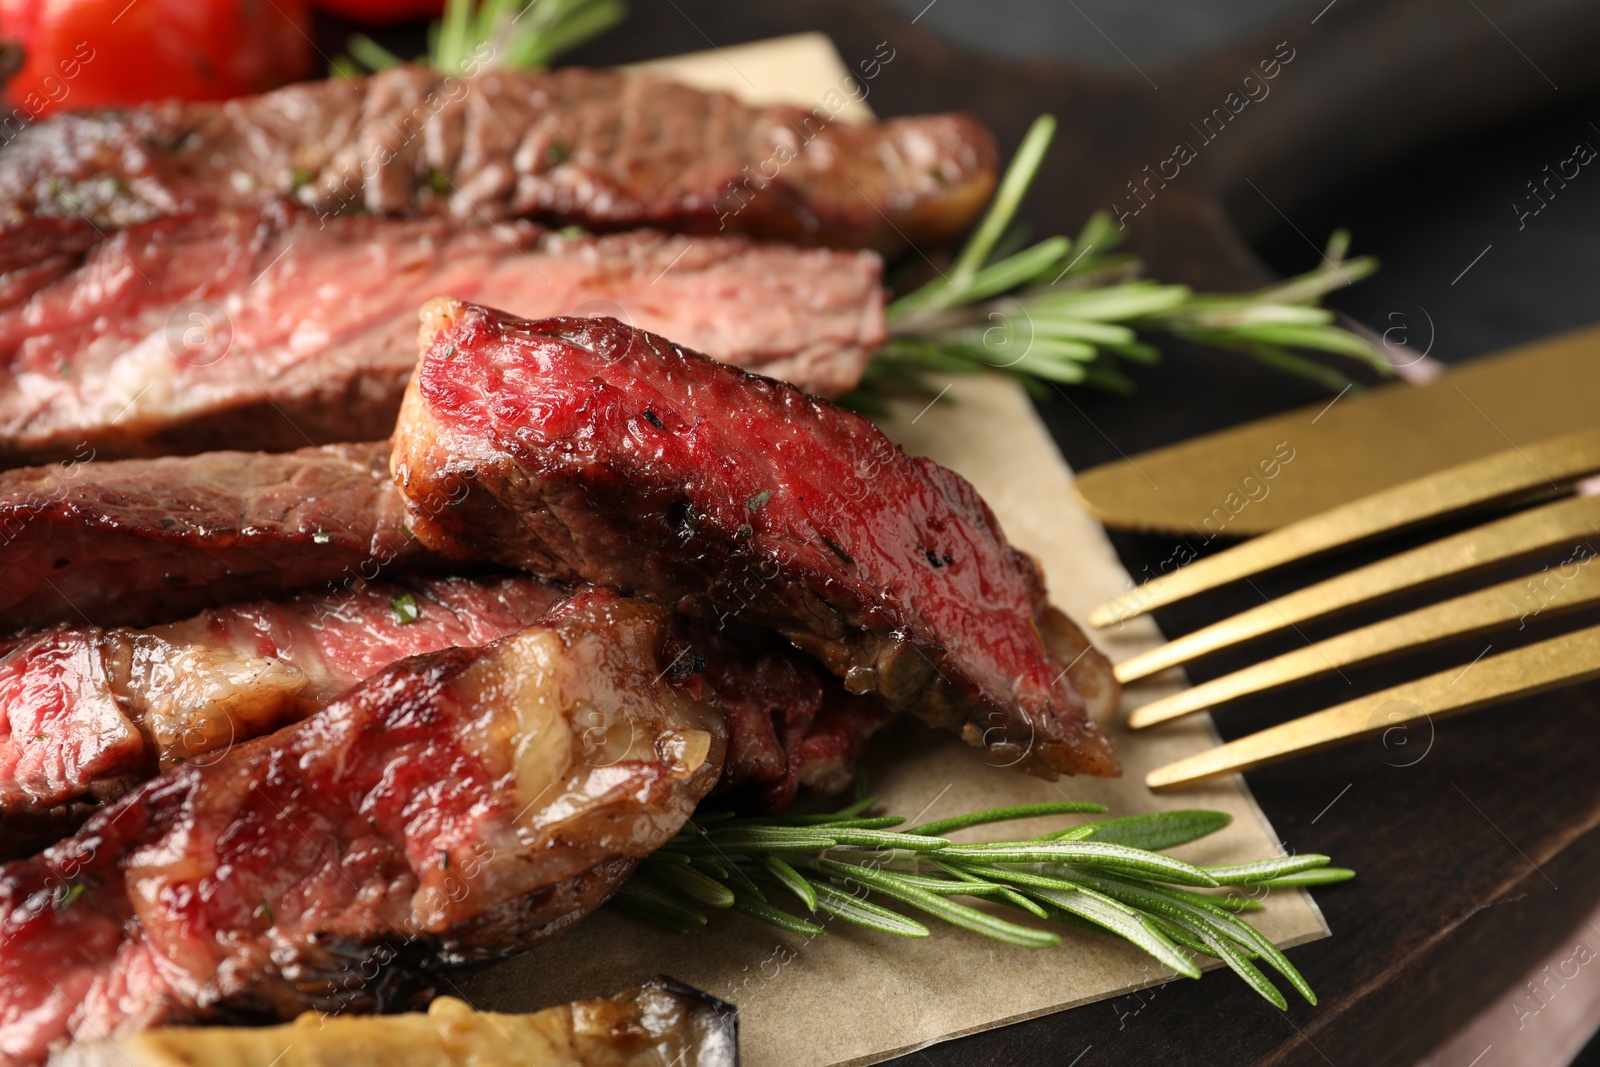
<box><xmin>51</xmin><ymin>980</ymin><xmax>737</xmax><ymax>1067</ymax></box>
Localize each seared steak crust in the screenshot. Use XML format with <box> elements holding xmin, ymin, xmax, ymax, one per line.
<box><xmin>0</xmin><ymin>67</ymin><xmax>996</xmax><ymax>253</ymax></box>
<box><xmin>0</xmin><ymin>442</ymin><xmax>425</xmax><ymax>632</ymax></box>
<box><xmin>0</xmin><ymin>207</ymin><xmax>884</xmax><ymax>465</ymax></box>
<box><xmin>0</xmin><ymin>590</ymin><xmax>726</xmax><ymax>1064</ymax></box>
<box><xmin>392</xmin><ymin>300</ymin><xmax>1117</xmax><ymax>779</ymax></box>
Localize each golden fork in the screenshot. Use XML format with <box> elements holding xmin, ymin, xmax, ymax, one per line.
<box><xmin>1089</xmin><ymin>429</ymin><xmax>1600</xmax><ymax>790</ymax></box>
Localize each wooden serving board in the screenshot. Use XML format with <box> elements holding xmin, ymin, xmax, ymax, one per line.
<box><xmin>549</xmin><ymin>4</ymin><xmax>1600</xmax><ymax>1066</ymax></box>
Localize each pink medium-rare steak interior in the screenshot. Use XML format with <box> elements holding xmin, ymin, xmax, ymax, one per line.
<box><xmin>0</xmin><ymin>208</ymin><xmax>884</xmax><ymax>465</ymax></box>
<box><xmin>0</xmin><ymin>66</ymin><xmax>997</xmax><ymax>254</ymax></box>
<box><xmin>0</xmin><ymin>589</ymin><xmax>727</xmax><ymax>1065</ymax></box>
<box><xmin>391</xmin><ymin>300</ymin><xmax>1118</xmax><ymax>780</ymax></box>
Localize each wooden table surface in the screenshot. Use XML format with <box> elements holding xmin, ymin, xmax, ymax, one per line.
<box><xmin>563</xmin><ymin>3</ymin><xmax>1600</xmax><ymax>1063</ymax></box>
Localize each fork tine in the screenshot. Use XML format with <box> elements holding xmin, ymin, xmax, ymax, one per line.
<box><xmin>1127</xmin><ymin>555</ymin><xmax>1600</xmax><ymax>728</ymax></box>
<box><xmin>1115</xmin><ymin>494</ymin><xmax>1600</xmax><ymax>684</ymax></box>
<box><xmin>1145</xmin><ymin>621</ymin><xmax>1600</xmax><ymax>790</ymax></box>
<box><xmin>1088</xmin><ymin>429</ymin><xmax>1600</xmax><ymax>629</ymax></box>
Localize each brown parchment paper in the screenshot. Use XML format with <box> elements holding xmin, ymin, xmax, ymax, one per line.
<box><xmin>464</xmin><ymin>35</ymin><xmax>1330</xmax><ymax>1067</ymax></box>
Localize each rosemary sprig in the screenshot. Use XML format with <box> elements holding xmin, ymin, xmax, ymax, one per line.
<box><xmin>616</xmin><ymin>793</ymin><xmax>1353</xmax><ymax>1009</ymax></box>
<box><xmin>843</xmin><ymin>114</ymin><xmax>1387</xmax><ymax>412</ymax></box>
<box><xmin>335</xmin><ymin>0</ymin><xmax>627</xmax><ymax>79</ymax></box>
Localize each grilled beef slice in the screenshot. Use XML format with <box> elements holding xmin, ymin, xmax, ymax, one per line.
<box><xmin>0</xmin><ymin>568</ymin><xmax>892</xmax><ymax>855</ymax></box>
<box><xmin>0</xmin><ymin>442</ymin><xmax>426</xmax><ymax>631</ymax></box>
<box><xmin>0</xmin><ymin>574</ymin><xmax>568</xmax><ymax>855</ymax></box>
<box><xmin>0</xmin><ymin>589</ymin><xmax>727</xmax><ymax>1065</ymax></box>
<box><xmin>392</xmin><ymin>300</ymin><xmax>1118</xmax><ymax>779</ymax></box>
<box><xmin>0</xmin><ymin>66</ymin><xmax>996</xmax><ymax>254</ymax></box>
<box><xmin>0</xmin><ymin>208</ymin><xmax>885</xmax><ymax>466</ymax></box>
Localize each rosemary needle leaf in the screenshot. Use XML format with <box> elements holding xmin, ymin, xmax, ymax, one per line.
<box><xmin>722</xmin><ymin>863</ymin><xmax>768</xmax><ymax>903</ymax></box>
<box><xmin>908</xmin><ymin>801</ymin><xmax>1107</xmax><ymax>837</ymax></box>
<box><xmin>1024</xmin><ymin>318</ymin><xmax>1139</xmax><ymax>345</ymax></box>
<box><xmin>939</xmin><ymin>841</ymin><xmax>1219</xmax><ymax>887</ymax></box>
<box><xmin>730</xmin><ymin>893</ymin><xmax>827</xmax><ymax>938</ymax></box>
<box><xmin>1102</xmin><ymin>339</ymin><xmax>1163</xmax><ymax>363</ymax></box>
<box><xmin>1223</xmin><ymin>341</ymin><xmax>1359</xmax><ymax>392</ymax></box>
<box><xmin>613</xmin><ymin>879</ymin><xmax>707</xmax><ymax>929</ymax></box>
<box><xmin>1045</xmin><ymin>810</ymin><xmax>1233</xmax><ymax>851</ymax></box>
<box><xmin>1103</xmin><ymin>878</ymin><xmax>1263</xmax><ymax>916</ymax></box>
<box><xmin>815</xmin><ymin>828</ymin><xmax>950</xmax><ymax>850</ymax></box>
<box><xmin>645</xmin><ymin>858</ymin><xmax>735</xmax><ymax>908</ymax></box>
<box><xmin>1213</xmin><ymin>895</ymin><xmax>1265</xmax><ymax>913</ymax></box>
<box><xmin>668</xmin><ymin>831</ymin><xmax>838</xmax><ymax>855</ymax></box>
<box><xmin>760</xmin><ymin>856</ymin><xmax>819</xmax><ymax>912</ymax></box>
<box><xmin>926</xmin><ymin>860</ymin><xmax>1053</xmax><ymax>919</ymax></box>
<box><xmin>1176</xmin><ymin>303</ymin><xmax>1334</xmax><ymax>328</ymax></box>
<box><xmin>351</xmin><ymin>0</ymin><xmax>628</xmax><ymax>78</ymax></box>
<box><xmin>815</xmin><ymin>859</ymin><xmax>1059</xmax><ymax>948</ymax></box>
<box><xmin>986</xmin><ymin>222</ymin><xmax>1036</xmax><ymax>265</ymax></box>
<box><xmin>960</xmin><ymin>237</ymin><xmax>1072</xmax><ymax>305</ymax></box>
<box><xmin>887</xmin><ymin>115</ymin><xmax>1058</xmax><ymax>321</ymax></box>
<box><xmin>1041</xmin><ymin>282</ymin><xmax>1190</xmax><ymax>321</ymax></box>
<box><xmin>947</xmin><ymin>116</ymin><xmax>1059</xmax><ymax>291</ymax></box>
<box><xmin>1010</xmin><ymin>356</ymin><xmax>1087</xmax><ymax>384</ymax></box>
<box><xmin>513</xmin><ymin>0</ymin><xmax>628</xmax><ymax>69</ymax></box>
<box><xmin>1072</xmin><ymin>210</ymin><xmax>1124</xmax><ymax>262</ymax></box>
<box><xmin>1203</xmin><ymin>855</ymin><xmax>1334</xmax><ymax>885</ymax></box>
<box><xmin>1014</xmin><ymin>337</ymin><xmax>1101</xmax><ymax>363</ymax></box>
<box><xmin>1180</xmin><ymin>918</ymin><xmax>1290</xmax><ymax>1011</ymax></box>
<box><xmin>1259</xmin><ymin>867</ymin><xmax>1357</xmax><ymax>888</ymax></box>
<box><xmin>812</xmin><ymin>882</ymin><xmax>931</xmax><ymax>938</ymax></box>
<box><xmin>1035</xmin><ymin>901</ymin><xmax>1110</xmax><ymax>936</ymax></box>
<box><xmin>347</xmin><ymin>34</ymin><xmax>402</xmax><ymax>71</ymax></box>
<box><xmin>767</xmin><ymin>815</ymin><xmax>906</xmax><ymax>830</ymax></box>
<box><xmin>1217</xmin><ymin>323</ymin><xmax>1385</xmax><ymax>363</ymax></box>
<box><xmin>833</xmin><ymin>794</ymin><xmax>880</xmax><ymax>819</ymax></box>
<box><xmin>1144</xmin><ymin>912</ymin><xmax>1216</xmax><ymax>957</ymax></box>
<box><xmin>687</xmin><ymin>856</ymin><xmax>728</xmax><ymax>881</ymax></box>
<box><xmin>1023</xmin><ymin>883</ymin><xmax>1201</xmax><ymax>979</ymax></box>
<box><xmin>1074</xmin><ymin>874</ymin><xmax>1315</xmax><ymax>1005</ymax></box>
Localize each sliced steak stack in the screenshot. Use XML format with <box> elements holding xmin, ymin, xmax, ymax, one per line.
<box><xmin>0</xmin><ymin>66</ymin><xmax>996</xmax><ymax>253</ymax></box>
<box><xmin>0</xmin><ymin>589</ymin><xmax>728</xmax><ymax>1065</ymax></box>
<box><xmin>0</xmin><ymin>442</ymin><xmax>899</xmax><ymax>857</ymax></box>
<box><xmin>0</xmin><ymin>208</ymin><xmax>884</xmax><ymax>465</ymax></box>
<box><xmin>392</xmin><ymin>300</ymin><xmax>1118</xmax><ymax>780</ymax></box>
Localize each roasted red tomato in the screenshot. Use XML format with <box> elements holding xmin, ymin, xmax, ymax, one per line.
<box><xmin>311</xmin><ymin>0</ymin><xmax>443</xmax><ymax>20</ymax></box>
<box><xmin>0</xmin><ymin>0</ymin><xmax>314</xmax><ymax>119</ymax></box>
